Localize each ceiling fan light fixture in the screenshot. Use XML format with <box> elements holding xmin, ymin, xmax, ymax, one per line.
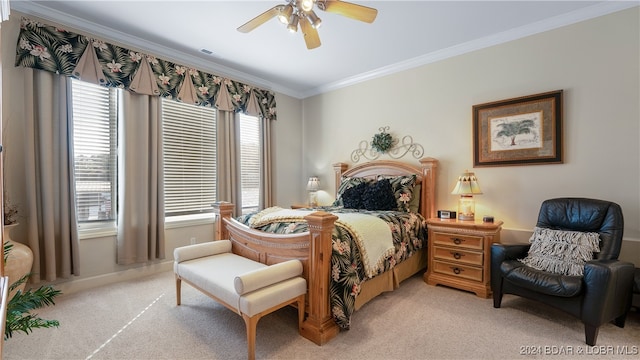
<box><xmin>300</xmin><ymin>0</ymin><xmax>314</xmax><ymax>12</ymax></box>
<box><xmin>306</xmin><ymin>10</ymin><xmax>322</xmax><ymax>29</ymax></box>
<box><xmin>278</xmin><ymin>4</ymin><xmax>294</xmax><ymax>24</ymax></box>
<box><xmin>237</xmin><ymin>0</ymin><xmax>377</xmax><ymax>50</ymax></box>
<box><xmin>287</xmin><ymin>13</ymin><xmax>299</xmax><ymax>33</ymax></box>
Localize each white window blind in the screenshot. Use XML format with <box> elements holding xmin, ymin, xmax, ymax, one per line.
<box><xmin>162</xmin><ymin>99</ymin><xmax>217</xmax><ymax>216</ymax></box>
<box><xmin>71</xmin><ymin>79</ymin><xmax>118</xmax><ymax>222</ymax></box>
<box><xmin>239</xmin><ymin>113</ymin><xmax>261</xmax><ymax>214</ymax></box>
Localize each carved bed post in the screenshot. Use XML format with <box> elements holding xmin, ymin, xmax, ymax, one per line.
<box><xmin>419</xmin><ymin>157</ymin><xmax>438</xmax><ymax>219</ymax></box>
<box><xmin>332</xmin><ymin>162</ymin><xmax>349</xmax><ymax>194</ymax></box>
<box><xmin>300</xmin><ymin>211</ymin><xmax>340</xmax><ymax>345</ymax></box>
<box><xmin>211</xmin><ymin>202</ymin><xmax>234</xmax><ymax>240</ymax></box>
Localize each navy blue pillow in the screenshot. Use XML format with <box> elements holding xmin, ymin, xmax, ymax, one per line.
<box><xmin>342</xmin><ymin>182</ymin><xmax>368</xmax><ymax>209</ymax></box>
<box><xmin>362</xmin><ymin>179</ymin><xmax>397</xmax><ymax>211</ymax></box>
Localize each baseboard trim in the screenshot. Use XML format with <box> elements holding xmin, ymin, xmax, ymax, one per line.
<box><xmin>52</xmin><ymin>261</ymin><xmax>174</xmax><ymax>296</ymax></box>
<box><xmin>36</xmin><ymin>228</ymin><xmax>640</xmax><ymax>297</ymax></box>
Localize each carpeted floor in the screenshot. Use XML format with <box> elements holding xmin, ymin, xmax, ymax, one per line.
<box><xmin>3</xmin><ymin>270</ymin><xmax>639</xmax><ymax>359</ymax></box>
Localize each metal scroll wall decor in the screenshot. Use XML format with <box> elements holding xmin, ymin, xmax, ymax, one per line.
<box><xmin>351</xmin><ymin>126</ymin><xmax>424</xmax><ymax>162</ymax></box>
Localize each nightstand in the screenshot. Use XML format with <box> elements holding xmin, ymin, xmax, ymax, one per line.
<box><xmin>290</xmin><ymin>204</ymin><xmax>310</xmax><ymax>209</ymax></box>
<box><xmin>424</xmin><ymin>218</ymin><xmax>503</xmax><ymax>298</ymax></box>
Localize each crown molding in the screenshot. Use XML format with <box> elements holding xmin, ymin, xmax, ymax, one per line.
<box><xmin>302</xmin><ymin>1</ymin><xmax>639</xmax><ymax>98</ymax></box>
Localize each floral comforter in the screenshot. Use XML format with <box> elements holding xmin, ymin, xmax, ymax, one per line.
<box><xmin>236</xmin><ymin>206</ymin><xmax>427</xmax><ymax>329</ymax></box>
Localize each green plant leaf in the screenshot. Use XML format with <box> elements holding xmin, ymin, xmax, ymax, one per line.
<box><xmin>5</xmin><ymin>312</ymin><xmax>60</xmax><ymax>339</ymax></box>
<box><xmin>3</xmin><ymin>249</ymin><xmax>62</xmax><ymax>340</ymax></box>
<box><xmin>3</xmin><ymin>241</ymin><xmax>13</xmax><ymax>263</ymax></box>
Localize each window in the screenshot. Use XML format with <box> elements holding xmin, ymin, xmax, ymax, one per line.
<box><xmin>71</xmin><ymin>79</ymin><xmax>118</xmax><ymax>223</ymax></box>
<box><xmin>71</xmin><ymin>80</ymin><xmax>259</xmax><ymax>227</ymax></box>
<box><xmin>162</xmin><ymin>99</ymin><xmax>217</xmax><ymax>217</ymax></box>
<box><xmin>239</xmin><ymin>113</ymin><xmax>261</xmax><ymax>214</ymax></box>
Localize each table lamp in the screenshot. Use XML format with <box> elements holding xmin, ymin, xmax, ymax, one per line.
<box><xmin>451</xmin><ymin>170</ymin><xmax>482</xmax><ymax>221</ymax></box>
<box><xmin>307</xmin><ymin>176</ymin><xmax>320</xmax><ymax>207</ymax></box>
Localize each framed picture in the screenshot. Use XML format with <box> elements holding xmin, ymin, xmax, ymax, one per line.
<box><xmin>473</xmin><ymin>90</ymin><xmax>563</xmax><ymax>167</ymax></box>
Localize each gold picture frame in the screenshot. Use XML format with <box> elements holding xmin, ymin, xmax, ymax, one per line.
<box><xmin>473</xmin><ymin>90</ymin><xmax>563</xmax><ymax>167</ymax></box>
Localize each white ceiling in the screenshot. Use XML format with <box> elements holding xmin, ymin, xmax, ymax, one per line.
<box><xmin>11</xmin><ymin>1</ymin><xmax>638</xmax><ymax>99</ymax></box>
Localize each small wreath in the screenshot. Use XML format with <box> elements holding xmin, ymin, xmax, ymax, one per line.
<box><xmin>371</xmin><ymin>131</ymin><xmax>394</xmax><ymax>153</ymax></box>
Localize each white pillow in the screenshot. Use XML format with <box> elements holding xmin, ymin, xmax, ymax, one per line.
<box><xmin>234</xmin><ymin>259</ymin><xmax>303</xmax><ymax>295</ymax></box>
<box><xmin>519</xmin><ymin>227</ymin><xmax>600</xmax><ymax>276</ymax></box>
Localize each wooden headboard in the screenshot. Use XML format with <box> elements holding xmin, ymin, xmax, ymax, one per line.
<box><xmin>332</xmin><ymin>157</ymin><xmax>438</xmax><ymax>220</ymax></box>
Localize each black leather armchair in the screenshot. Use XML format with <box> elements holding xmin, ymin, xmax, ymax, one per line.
<box><xmin>491</xmin><ymin>198</ymin><xmax>635</xmax><ymax>346</ymax></box>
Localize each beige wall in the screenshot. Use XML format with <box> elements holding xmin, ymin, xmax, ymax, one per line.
<box><xmin>1</xmin><ymin>8</ymin><xmax>638</xmax><ymax>292</ymax></box>
<box><xmin>271</xmin><ymin>93</ymin><xmax>304</xmax><ymax>208</ymax></box>
<box><xmin>301</xmin><ymin>8</ymin><xmax>640</xmax><ymax>264</ymax></box>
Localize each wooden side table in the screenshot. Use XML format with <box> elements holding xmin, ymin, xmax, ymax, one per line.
<box><xmin>424</xmin><ymin>218</ymin><xmax>503</xmax><ymax>298</ymax></box>
<box><xmin>291</xmin><ymin>204</ymin><xmax>309</xmax><ymax>209</ymax></box>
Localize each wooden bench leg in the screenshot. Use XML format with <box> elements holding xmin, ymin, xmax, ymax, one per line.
<box><xmin>243</xmin><ymin>314</ymin><xmax>259</xmax><ymax>360</ymax></box>
<box><xmin>175</xmin><ymin>275</ymin><xmax>182</xmax><ymax>306</ymax></box>
<box><xmin>297</xmin><ymin>294</ymin><xmax>305</xmax><ymax>330</ymax></box>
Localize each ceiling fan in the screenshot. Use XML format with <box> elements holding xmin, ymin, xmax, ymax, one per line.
<box><xmin>237</xmin><ymin>0</ymin><xmax>378</xmax><ymax>50</ymax></box>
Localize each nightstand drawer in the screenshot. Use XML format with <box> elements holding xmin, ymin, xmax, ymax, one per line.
<box><xmin>432</xmin><ymin>260</ymin><xmax>483</xmax><ymax>282</ymax></box>
<box><xmin>433</xmin><ymin>246</ymin><xmax>483</xmax><ymax>266</ymax></box>
<box><xmin>432</xmin><ymin>232</ymin><xmax>483</xmax><ymax>250</ymax></box>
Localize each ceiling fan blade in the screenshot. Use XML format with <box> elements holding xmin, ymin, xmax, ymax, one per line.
<box><xmin>237</xmin><ymin>5</ymin><xmax>284</xmax><ymax>33</ymax></box>
<box><xmin>300</xmin><ymin>16</ymin><xmax>321</xmax><ymax>50</ymax></box>
<box><xmin>318</xmin><ymin>0</ymin><xmax>378</xmax><ymax>23</ymax></box>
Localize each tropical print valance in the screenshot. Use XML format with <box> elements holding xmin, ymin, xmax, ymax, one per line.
<box><xmin>15</xmin><ymin>17</ymin><xmax>277</xmax><ymax>120</ymax></box>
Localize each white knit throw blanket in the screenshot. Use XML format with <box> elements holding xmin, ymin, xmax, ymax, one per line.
<box><xmin>249</xmin><ymin>207</ymin><xmax>394</xmax><ymax>278</ymax></box>
<box><xmin>520</xmin><ymin>227</ymin><xmax>600</xmax><ymax>276</ymax></box>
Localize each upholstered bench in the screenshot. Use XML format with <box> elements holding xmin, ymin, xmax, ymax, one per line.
<box><xmin>174</xmin><ymin>240</ymin><xmax>307</xmax><ymax>360</ymax></box>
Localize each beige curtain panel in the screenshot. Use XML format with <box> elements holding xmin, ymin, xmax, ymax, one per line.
<box><xmin>116</xmin><ymin>92</ymin><xmax>165</xmax><ymax>265</ymax></box>
<box><xmin>23</xmin><ymin>69</ymin><xmax>80</xmax><ymax>282</ymax></box>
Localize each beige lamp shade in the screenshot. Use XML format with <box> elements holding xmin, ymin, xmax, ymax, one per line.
<box><xmin>306</xmin><ymin>177</ymin><xmax>319</xmax><ymax>191</ymax></box>
<box><xmin>451</xmin><ymin>171</ymin><xmax>482</xmax><ymax>195</ymax></box>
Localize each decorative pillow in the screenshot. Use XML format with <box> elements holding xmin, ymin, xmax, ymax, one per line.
<box><xmin>378</xmin><ymin>174</ymin><xmax>417</xmax><ymax>212</ymax></box>
<box><xmin>519</xmin><ymin>227</ymin><xmax>601</xmax><ymax>276</ymax></box>
<box><xmin>362</xmin><ymin>179</ymin><xmax>397</xmax><ymax>211</ymax></box>
<box><xmin>342</xmin><ymin>182</ymin><xmax>368</xmax><ymax>209</ymax></box>
<box><xmin>333</xmin><ymin>176</ymin><xmax>373</xmax><ymax>206</ymax></box>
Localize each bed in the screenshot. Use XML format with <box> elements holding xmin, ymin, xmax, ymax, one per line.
<box><xmin>212</xmin><ymin>158</ymin><xmax>437</xmax><ymax>345</ymax></box>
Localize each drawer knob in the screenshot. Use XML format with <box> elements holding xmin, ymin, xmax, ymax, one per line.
<box><xmin>452</xmin><ymin>237</ymin><xmax>465</xmax><ymax>245</ymax></box>
<box><xmin>451</xmin><ymin>252</ymin><xmax>463</xmax><ymax>259</ymax></box>
<box><xmin>451</xmin><ymin>267</ymin><xmax>463</xmax><ymax>274</ymax></box>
